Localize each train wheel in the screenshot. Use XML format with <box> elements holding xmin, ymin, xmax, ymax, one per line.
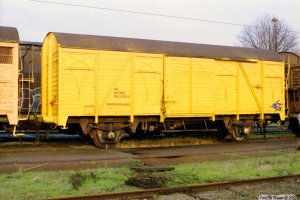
<box><xmin>89</xmin><ymin>129</ymin><xmax>108</xmax><ymax>148</ymax></box>
<box><xmin>89</xmin><ymin>128</ymin><xmax>124</xmax><ymax>149</ymax></box>
<box><xmin>228</xmin><ymin>123</ymin><xmax>251</xmax><ymax>142</ymax></box>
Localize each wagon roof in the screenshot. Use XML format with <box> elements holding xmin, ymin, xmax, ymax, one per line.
<box><xmin>0</xmin><ymin>26</ymin><xmax>19</xmax><ymax>42</ymax></box>
<box><xmin>279</xmin><ymin>51</ymin><xmax>300</xmax><ymax>58</ymax></box>
<box><xmin>51</xmin><ymin>32</ymin><xmax>281</xmax><ymax>62</ymax></box>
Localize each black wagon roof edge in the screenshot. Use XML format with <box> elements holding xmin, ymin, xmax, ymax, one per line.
<box><xmin>48</xmin><ymin>32</ymin><xmax>281</xmax><ymax>62</ymax></box>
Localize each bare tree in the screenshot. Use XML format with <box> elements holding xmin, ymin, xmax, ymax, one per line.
<box><xmin>237</xmin><ymin>15</ymin><xmax>298</xmax><ymax>52</ymax></box>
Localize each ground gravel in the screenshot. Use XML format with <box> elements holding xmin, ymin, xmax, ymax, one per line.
<box><xmin>156</xmin><ymin>179</ymin><xmax>299</xmax><ymax>200</ymax></box>
<box><xmin>157</xmin><ymin>193</ymin><xmax>196</xmax><ymax>200</ymax></box>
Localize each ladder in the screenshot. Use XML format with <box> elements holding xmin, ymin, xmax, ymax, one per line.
<box><xmin>18</xmin><ymin>44</ymin><xmax>35</xmax><ymax>120</ymax></box>
<box><xmin>284</xmin><ymin>54</ymin><xmax>291</xmax><ymax>118</ymax></box>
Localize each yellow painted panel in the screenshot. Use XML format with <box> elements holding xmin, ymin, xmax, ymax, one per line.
<box><xmin>96</xmin><ymin>52</ymin><xmax>163</xmax><ymax>116</ymax></box>
<box><xmin>239</xmin><ymin>62</ymin><xmax>262</xmax><ymax>113</ymax></box>
<box><xmin>213</xmin><ymin>60</ymin><xmax>238</xmax><ymax>114</ymax></box>
<box><xmin>164</xmin><ymin>57</ymin><xmax>189</xmax><ymax>114</ymax></box>
<box><xmin>61</xmin><ymin>49</ymin><xmax>96</xmax><ymax>117</ymax></box>
<box><xmin>134</xmin><ymin>54</ymin><xmax>163</xmax><ymax>115</ymax></box>
<box><xmin>0</xmin><ymin>42</ymin><xmax>19</xmax><ymax>125</ymax></box>
<box><xmin>96</xmin><ymin>51</ymin><xmax>131</xmax><ymax>115</ymax></box>
<box><xmin>164</xmin><ymin>57</ymin><xmax>214</xmax><ymax>116</ymax></box>
<box><xmin>213</xmin><ymin>60</ymin><xmax>285</xmax><ymax>118</ymax></box>
<box><xmin>263</xmin><ymin>61</ymin><xmax>285</xmax><ymax>114</ymax></box>
<box><xmin>41</xmin><ymin>36</ymin><xmax>49</xmax><ymax>118</ymax></box>
<box><xmin>164</xmin><ymin>58</ymin><xmax>285</xmax><ymax>119</ymax></box>
<box><xmin>42</xmin><ymin>43</ymin><xmax>165</xmax><ymax>126</ymax></box>
<box><xmin>41</xmin><ymin>33</ymin><xmax>59</xmax><ymax>123</ymax></box>
<box><xmin>191</xmin><ymin>58</ymin><xmax>214</xmax><ymax>114</ymax></box>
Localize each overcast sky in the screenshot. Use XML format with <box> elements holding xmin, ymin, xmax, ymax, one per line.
<box><xmin>0</xmin><ymin>0</ymin><xmax>299</xmax><ymax>47</ymax></box>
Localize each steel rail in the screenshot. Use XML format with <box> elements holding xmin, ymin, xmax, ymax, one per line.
<box><xmin>47</xmin><ymin>174</ymin><xmax>300</xmax><ymax>200</ymax></box>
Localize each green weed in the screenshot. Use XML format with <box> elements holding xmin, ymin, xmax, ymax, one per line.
<box><xmin>0</xmin><ymin>150</ymin><xmax>299</xmax><ymax>200</ymax></box>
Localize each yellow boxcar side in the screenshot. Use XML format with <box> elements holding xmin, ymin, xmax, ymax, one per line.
<box><xmin>164</xmin><ymin>57</ymin><xmax>285</xmax><ymax>120</ymax></box>
<box><xmin>262</xmin><ymin>61</ymin><xmax>285</xmax><ymax>118</ymax></box>
<box><xmin>42</xmin><ymin>32</ymin><xmax>285</xmax><ymax>130</ymax></box>
<box><xmin>0</xmin><ymin>42</ymin><xmax>19</xmax><ymax>125</ymax></box>
<box><xmin>40</xmin><ymin>32</ymin><xmax>286</xmax><ymax>147</ymax></box>
<box><xmin>60</xmin><ymin>48</ymin><xmax>96</xmax><ymax>123</ymax></box>
<box><xmin>213</xmin><ymin>60</ymin><xmax>284</xmax><ymax>120</ymax></box>
<box><xmin>96</xmin><ymin>51</ymin><xmax>131</xmax><ymax>117</ymax></box>
<box><xmin>42</xmin><ymin>37</ymin><xmax>164</xmax><ymax>127</ymax></box>
<box><xmin>133</xmin><ymin>54</ymin><xmax>163</xmax><ymax>116</ymax></box>
<box><xmin>164</xmin><ymin>57</ymin><xmax>214</xmax><ymax>117</ymax></box>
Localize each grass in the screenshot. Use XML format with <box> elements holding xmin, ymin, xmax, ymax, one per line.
<box><xmin>170</xmin><ymin>150</ymin><xmax>300</xmax><ymax>186</ymax></box>
<box><xmin>0</xmin><ymin>151</ymin><xmax>299</xmax><ymax>200</ymax></box>
<box><xmin>0</xmin><ymin>167</ymin><xmax>138</xmax><ymax>200</ymax></box>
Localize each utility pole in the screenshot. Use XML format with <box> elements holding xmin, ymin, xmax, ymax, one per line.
<box><xmin>272</xmin><ymin>17</ymin><xmax>278</xmax><ymax>52</ymax></box>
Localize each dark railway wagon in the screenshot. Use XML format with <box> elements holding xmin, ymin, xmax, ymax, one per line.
<box><xmin>280</xmin><ymin>52</ymin><xmax>300</xmax><ymax>136</ymax></box>
<box><xmin>19</xmin><ymin>42</ymin><xmax>42</xmax><ymax>116</ymax></box>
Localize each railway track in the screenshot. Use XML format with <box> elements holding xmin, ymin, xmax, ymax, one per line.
<box><xmin>117</xmin><ymin>134</ymin><xmax>296</xmax><ymax>149</ymax></box>
<box><xmin>47</xmin><ymin>174</ymin><xmax>300</xmax><ymax>200</ymax></box>
<box><xmin>0</xmin><ymin>140</ymin><xmax>296</xmax><ymax>174</ymax></box>
<box><xmin>2</xmin><ymin>132</ymin><xmax>295</xmax><ymax>149</ymax></box>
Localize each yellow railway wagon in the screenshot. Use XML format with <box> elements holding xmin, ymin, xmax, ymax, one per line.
<box><xmin>164</xmin><ymin>57</ymin><xmax>284</xmax><ymax>118</ymax></box>
<box><xmin>42</xmin><ymin>32</ymin><xmax>285</xmax><ymax>148</ymax></box>
<box><xmin>0</xmin><ymin>26</ymin><xmax>19</xmax><ymax>128</ymax></box>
